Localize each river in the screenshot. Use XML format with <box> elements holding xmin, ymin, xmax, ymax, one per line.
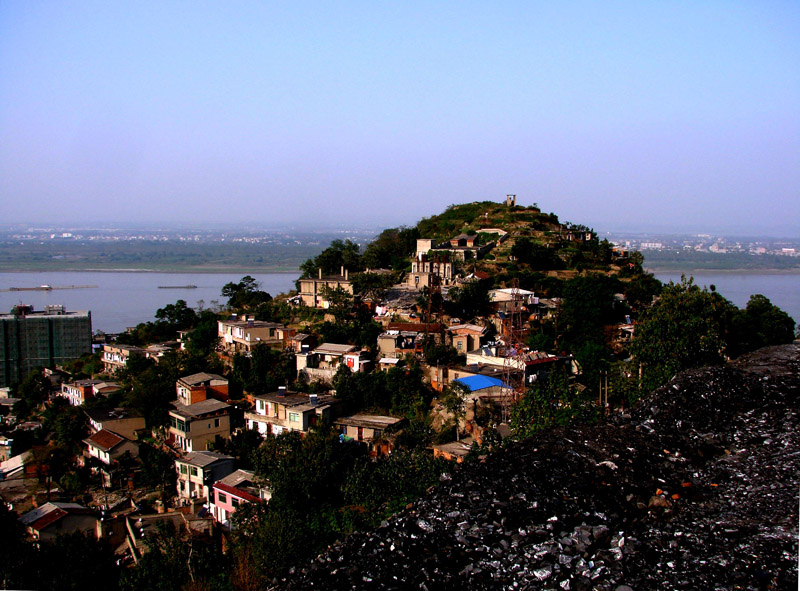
<box><xmin>1</xmin><ymin>270</ymin><xmax>797</xmax><ymax>334</ymax></box>
<box><xmin>0</xmin><ymin>271</ymin><xmax>298</xmax><ymax>333</ymax></box>
<box><xmin>653</xmin><ymin>271</ymin><xmax>800</xmax><ymax>324</ymax></box>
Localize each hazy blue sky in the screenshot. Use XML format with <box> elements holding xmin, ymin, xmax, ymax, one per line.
<box><xmin>1</xmin><ymin>2</ymin><xmax>798</xmax><ymax>235</ymax></box>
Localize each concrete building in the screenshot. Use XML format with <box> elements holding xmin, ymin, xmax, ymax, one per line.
<box><xmin>217</xmin><ymin>318</ymin><xmax>291</xmax><ymax>354</ymax></box>
<box><xmin>176</xmin><ymin>372</ymin><xmax>229</xmax><ymax>406</ymax></box>
<box><xmin>102</xmin><ymin>343</ymin><xmax>145</xmax><ymax>374</ymax></box>
<box><xmin>175</xmin><ymin>451</ymin><xmax>235</xmax><ymax>503</ymax></box>
<box><xmin>84</xmin><ymin>407</ymin><xmax>146</xmax><ymax>440</ymax></box>
<box><xmin>297</xmin><ymin>267</ymin><xmax>354</xmax><ymax>308</ymax></box>
<box><xmin>245</xmin><ymin>389</ymin><xmax>339</xmax><ymax>436</ymax></box>
<box><xmin>0</xmin><ymin>305</ymin><xmax>91</xmax><ymax>387</ymax></box>
<box><xmin>210</xmin><ymin>469</ymin><xmax>270</xmax><ymax>529</ymax></box>
<box><xmin>59</xmin><ymin>379</ymin><xmax>121</xmax><ymax>406</ymax></box>
<box><xmin>168</xmin><ymin>399</ymin><xmax>232</xmax><ymax>452</ymax></box>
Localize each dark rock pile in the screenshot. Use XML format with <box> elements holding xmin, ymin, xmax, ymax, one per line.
<box><xmin>274</xmin><ymin>345</ymin><xmax>799</xmax><ymax>590</ymax></box>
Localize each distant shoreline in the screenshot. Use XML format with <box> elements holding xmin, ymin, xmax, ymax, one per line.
<box><xmin>647</xmin><ymin>267</ymin><xmax>800</xmax><ymax>276</ymax></box>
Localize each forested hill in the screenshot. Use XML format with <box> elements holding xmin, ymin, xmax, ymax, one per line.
<box><xmin>300</xmin><ymin>200</ymin><xmax>635</xmax><ymax>286</ymax></box>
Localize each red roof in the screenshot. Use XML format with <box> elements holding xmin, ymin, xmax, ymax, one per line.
<box><xmin>213</xmin><ymin>481</ymin><xmax>262</xmax><ymax>504</ymax></box>
<box><xmin>85</xmin><ymin>429</ymin><xmax>125</xmax><ymax>452</ymax></box>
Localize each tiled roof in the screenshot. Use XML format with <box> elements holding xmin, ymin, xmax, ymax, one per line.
<box><xmin>84</xmin><ymin>429</ymin><xmax>125</xmax><ymax>452</ymax></box>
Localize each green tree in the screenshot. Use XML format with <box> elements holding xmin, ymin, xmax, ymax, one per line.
<box><xmin>727</xmin><ymin>294</ymin><xmax>796</xmax><ymax>358</ymax></box>
<box><xmin>222</xmin><ymin>276</ymin><xmax>272</xmax><ymax>310</ymax></box>
<box><xmin>440</xmin><ymin>381</ymin><xmax>471</xmax><ymax>441</ymax></box>
<box><xmin>629</xmin><ymin>276</ymin><xmax>736</xmax><ymax>393</ymax></box>
<box><xmin>300</xmin><ymin>239</ymin><xmax>363</xmax><ymax>278</ymax></box>
<box><xmin>510</xmin><ymin>370</ymin><xmax>597</xmax><ymax>439</ymax></box>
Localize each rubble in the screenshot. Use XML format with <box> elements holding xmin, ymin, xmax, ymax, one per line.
<box><xmin>273</xmin><ymin>344</ymin><xmax>799</xmax><ymax>590</ymax></box>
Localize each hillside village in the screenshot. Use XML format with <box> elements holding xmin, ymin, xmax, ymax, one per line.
<box><xmin>0</xmin><ymin>197</ymin><xmax>795</xmax><ymax>590</ymax></box>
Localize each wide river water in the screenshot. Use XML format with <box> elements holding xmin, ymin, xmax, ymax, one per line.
<box><xmin>0</xmin><ymin>271</ymin><xmax>299</xmax><ymax>333</ymax></box>
<box><xmin>0</xmin><ymin>270</ymin><xmax>797</xmax><ymax>333</ymax></box>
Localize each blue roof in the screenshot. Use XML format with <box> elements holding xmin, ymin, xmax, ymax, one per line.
<box><xmin>454</xmin><ymin>375</ymin><xmax>507</xmax><ymax>392</ymax></box>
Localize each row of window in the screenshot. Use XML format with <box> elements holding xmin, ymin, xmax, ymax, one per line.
<box><xmin>178</xmin><ymin>464</ymin><xmax>199</xmax><ymax>477</ymax></box>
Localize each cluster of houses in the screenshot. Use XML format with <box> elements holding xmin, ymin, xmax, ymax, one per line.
<box><xmin>9</xmin><ymin>228</ymin><xmax>634</xmax><ymax>561</ymax></box>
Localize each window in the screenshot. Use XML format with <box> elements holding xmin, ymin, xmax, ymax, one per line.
<box><xmin>214</xmin><ymin>418</ymin><xmax>220</xmax><ymax>428</ymax></box>
<box><xmin>190</xmin><ymin>467</ymin><xmax>198</xmax><ymax>477</ymax></box>
<box><xmin>456</xmin><ymin>341</ymin><xmax>463</xmax><ymax>350</ymax></box>
<box><xmin>288</xmin><ymin>412</ymin><xmax>300</xmax><ymax>423</ymax></box>
<box><xmin>232</xmin><ymin>498</ymin><xmax>240</xmax><ymax>507</ymax></box>
<box><xmin>180</xmin><ymin>464</ymin><xmax>187</xmax><ymax>475</ymax></box>
<box><xmin>258</xmin><ymin>400</ymin><xmax>265</xmax><ymax>411</ymax></box>
<box><xmin>217</xmin><ymin>492</ymin><xmax>227</xmax><ymax>504</ymax></box>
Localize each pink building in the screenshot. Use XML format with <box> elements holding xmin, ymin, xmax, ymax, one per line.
<box><xmin>209</xmin><ymin>469</ymin><xmax>270</xmax><ymax>529</ymax></box>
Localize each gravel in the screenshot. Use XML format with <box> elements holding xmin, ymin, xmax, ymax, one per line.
<box><xmin>272</xmin><ymin>344</ymin><xmax>799</xmax><ymax>590</ymax></box>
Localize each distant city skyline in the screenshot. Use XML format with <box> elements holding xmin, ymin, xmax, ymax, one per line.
<box><xmin>1</xmin><ymin>2</ymin><xmax>798</xmax><ymax>236</ymax></box>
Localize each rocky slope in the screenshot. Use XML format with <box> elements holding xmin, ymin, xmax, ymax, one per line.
<box><xmin>272</xmin><ymin>344</ymin><xmax>799</xmax><ymax>590</ymax></box>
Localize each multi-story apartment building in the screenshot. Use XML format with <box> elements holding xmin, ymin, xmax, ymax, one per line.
<box><xmin>0</xmin><ymin>305</ymin><xmax>91</xmax><ymax>387</ymax></box>
<box><xmin>175</xmin><ymin>372</ymin><xmax>229</xmax><ymax>406</ymax></box>
<box><xmin>175</xmin><ymin>451</ymin><xmax>235</xmax><ymax>502</ymax></box>
<box><xmin>168</xmin><ymin>399</ymin><xmax>232</xmax><ymax>452</ymax></box>
<box><xmin>60</xmin><ymin>379</ymin><xmax>120</xmax><ymax>406</ymax></box>
<box><xmin>297</xmin><ymin>267</ymin><xmax>354</xmax><ymax>308</ymax></box>
<box><xmin>101</xmin><ymin>344</ymin><xmax>145</xmax><ymax>374</ymax></box>
<box><xmin>245</xmin><ymin>389</ymin><xmax>339</xmax><ymax>436</ymax></box>
<box><xmin>217</xmin><ymin>318</ymin><xmax>291</xmax><ymax>354</ymax></box>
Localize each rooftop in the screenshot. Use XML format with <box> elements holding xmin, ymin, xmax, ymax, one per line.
<box><xmin>178</xmin><ymin>372</ymin><xmax>227</xmax><ymax>386</ymax></box>
<box><xmin>170</xmin><ymin>398</ymin><xmax>231</xmax><ymax>418</ymax></box>
<box><xmin>84</xmin><ymin>429</ymin><xmax>126</xmax><ymax>452</ymax></box>
<box><xmin>313</xmin><ymin>343</ymin><xmax>357</xmax><ymax>355</ymax></box>
<box><xmin>178</xmin><ymin>450</ymin><xmax>234</xmax><ymax>468</ymax></box>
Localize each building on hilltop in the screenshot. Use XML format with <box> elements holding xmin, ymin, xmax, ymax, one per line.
<box><xmin>217</xmin><ymin>317</ymin><xmax>292</xmax><ymax>354</ymax></box>
<box><xmin>59</xmin><ymin>378</ymin><xmax>121</xmax><ymax>406</ymax></box>
<box><xmin>102</xmin><ymin>343</ymin><xmax>145</xmax><ymax>374</ymax></box>
<box><xmin>297</xmin><ymin>267</ymin><xmax>355</xmax><ymax>308</ymax></box>
<box><xmin>168</xmin><ymin>398</ymin><xmax>232</xmax><ymax>452</ymax></box>
<box><xmin>176</xmin><ymin>372</ymin><xmax>229</xmax><ymax>406</ymax></box>
<box><xmin>245</xmin><ymin>388</ymin><xmax>340</xmax><ymax>436</ymax></box>
<box><xmin>0</xmin><ymin>304</ymin><xmax>91</xmax><ymax>387</ymax></box>
<box><xmin>175</xmin><ymin>451</ymin><xmax>235</xmax><ymax>503</ymax></box>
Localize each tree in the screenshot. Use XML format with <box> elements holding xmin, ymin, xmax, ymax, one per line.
<box><xmin>300</xmin><ymin>239</ymin><xmax>363</xmax><ymax>278</ymax></box>
<box><xmin>440</xmin><ymin>381</ymin><xmax>470</xmax><ymax>441</ymax></box>
<box><xmin>629</xmin><ymin>276</ymin><xmax>736</xmax><ymax>393</ymax></box>
<box><xmin>510</xmin><ymin>370</ymin><xmax>596</xmax><ymax>439</ymax></box>
<box><xmin>155</xmin><ymin>299</ymin><xmax>198</xmax><ymax>329</ymax></box>
<box><xmin>222</xmin><ymin>276</ymin><xmax>272</xmax><ymax>310</ymax></box>
<box><xmin>727</xmin><ymin>294</ymin><xmax>796</xmax><ymax>358</ymax></box>
<box><xmin>351</xmin><ymin>271</ymin><xmax>395</xmax><ymax>302</ymax></box>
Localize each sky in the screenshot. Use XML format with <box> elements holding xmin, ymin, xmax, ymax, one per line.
<box><xmin>1</xmin><ymin>2</ymin><xmax>798</xmax><ymax>236</ymax></box>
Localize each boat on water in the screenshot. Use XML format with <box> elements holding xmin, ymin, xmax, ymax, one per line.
<box><xmin>4</xmin><ymin>284</ymin><xmax>98</xmax><ymax>292</ymax></box>
<box><xmin>158</xmin><ymin>285</ymin><xmax>198</xmax><ymax>289</ymax></box>
<box><xmin>9</xmin><ymin>284</ymin><xmax>52</xmax><ymax>291</ymax></box>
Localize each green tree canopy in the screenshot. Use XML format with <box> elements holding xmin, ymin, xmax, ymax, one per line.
<box><xmin>629</xmin><ymin>276</ymin><xmax>736</xmax><ymax>392</ymax></box>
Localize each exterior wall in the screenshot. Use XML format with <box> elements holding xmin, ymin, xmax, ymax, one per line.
<box><xmin>32</xmin><ymin>514</ymin><xmax>100</xmax><ymax>542</ymax></box>
<box><xmin>169</xmin><ymin>413</ymin><xmax>231</xmax><ymax>452</ymax></box>
<box><xmin>0</xmin><ymin>310</ymin><xmax>91</xmax><ymax>388</ymax></box>
<box><xmin>61</xmin><ymin>383</ymin><xmax>91</xmax><ymax>406</ymax></box>
<box><xmin>297</xmin><ymin>277</ymin><xmax>354</xmax><ymax>308</ymax></box>
<box><xmin>175</xmin><ymin>459</ymin><xmax>234</xmax><ymax>501</ymax></box>
<box><xmin>89</xmin><ymin>417</ymin><xmax>145</xmax><ymax>440</ymax></box>
<box><xmin>102</xmin><ymin>345</ymin><xmax>143</xmax><ymax>374</ymax></box>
